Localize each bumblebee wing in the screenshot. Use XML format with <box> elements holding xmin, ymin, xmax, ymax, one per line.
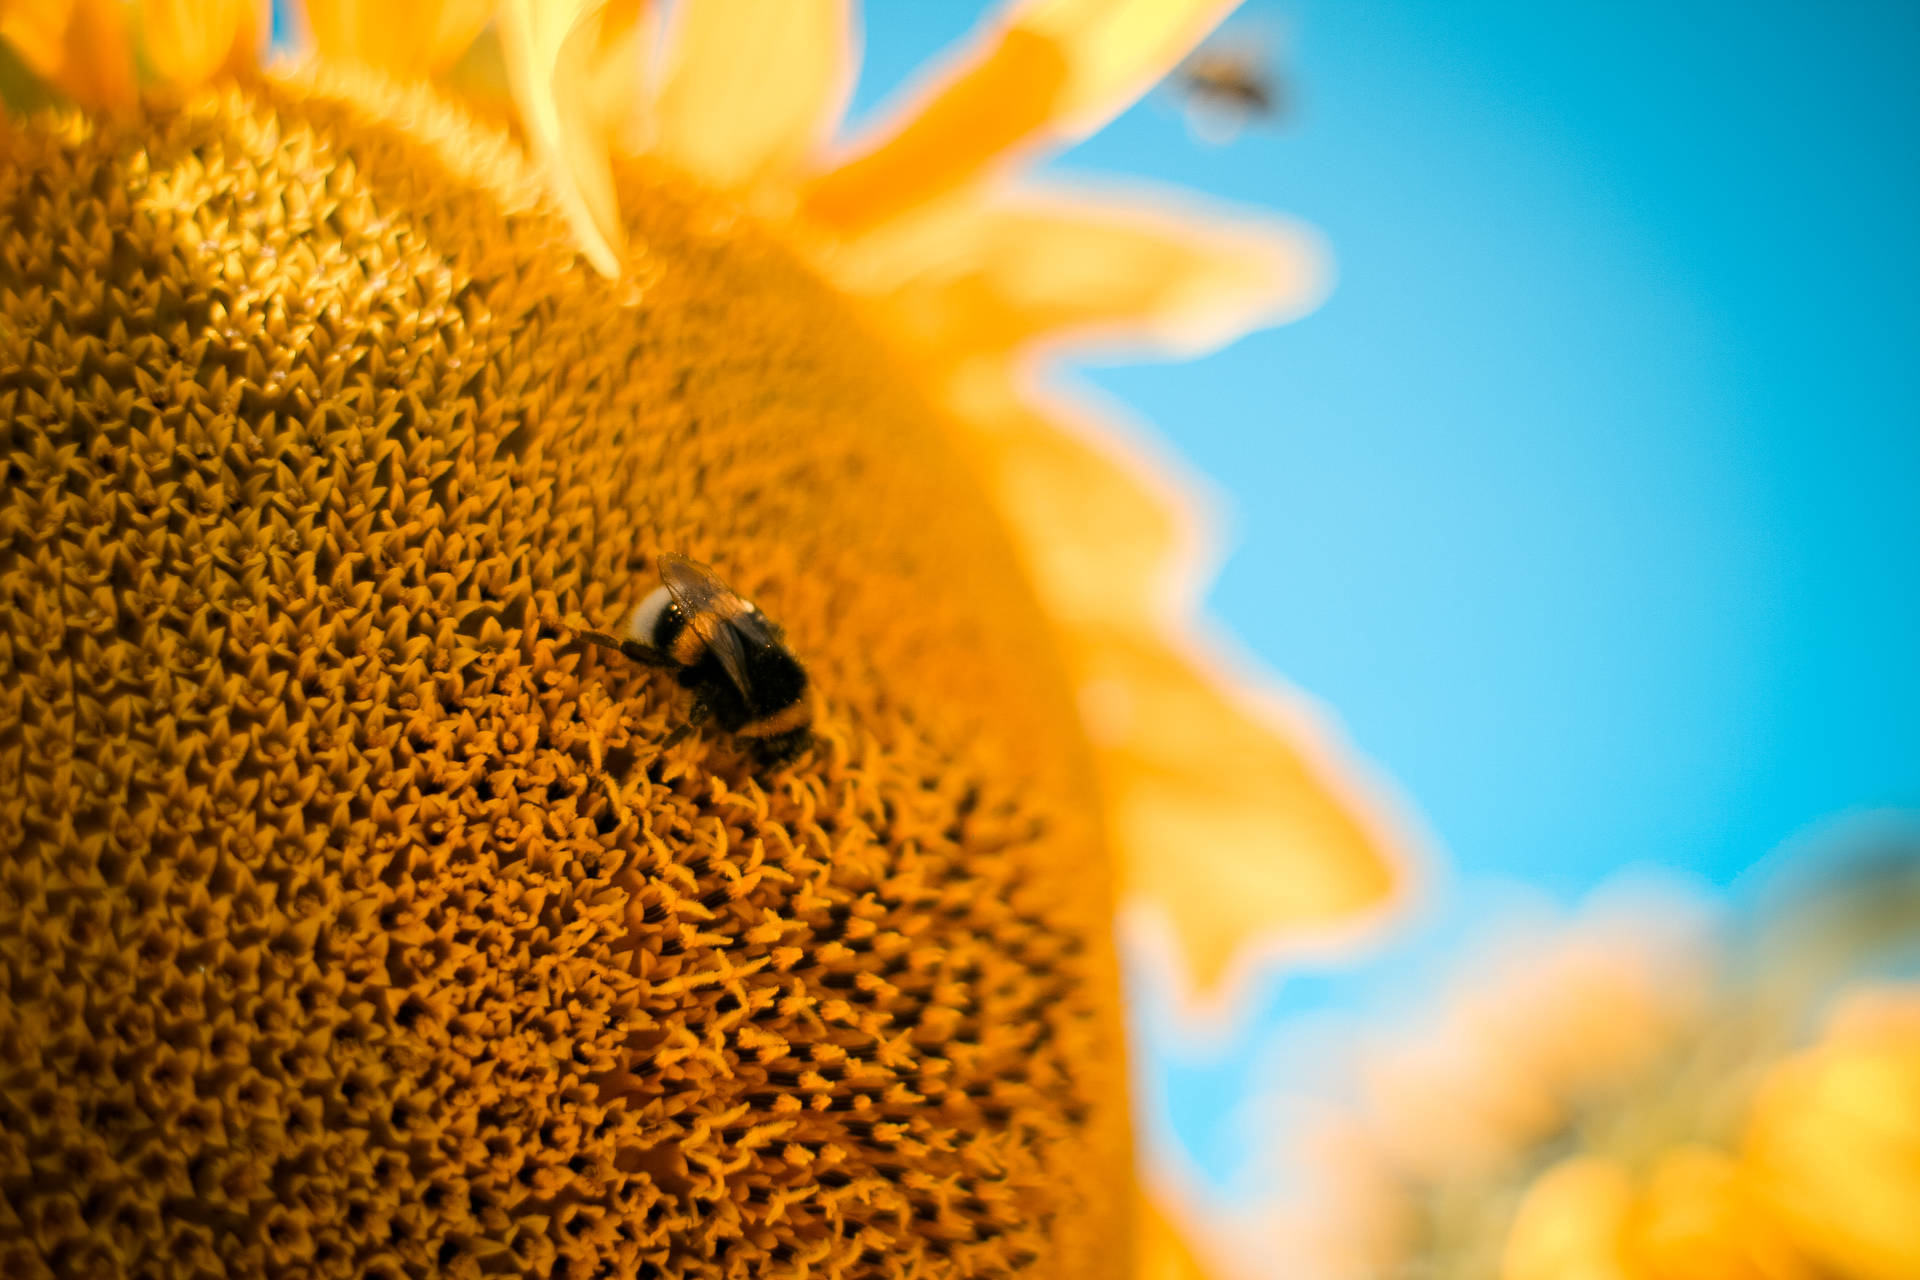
<box><xmin>698</xmin><ymin>613</ymin><xmax>759</xmax><ymax>702</ymax></box>
<box><xmin>656</xmin><ymin>553</ymin><xmax>758</xmax><ymax>696</ymax></box>
<box><xmin>656</xmin><ymin>553</ymin><xmax>733</xmax><ymax>617</ymax></box>
<box><xmin>719</xmin><ymin>611</ymin><xmax>808</xmax><ymax>717</ymax></box>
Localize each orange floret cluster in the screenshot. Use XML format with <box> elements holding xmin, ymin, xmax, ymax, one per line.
<box><xmin>0</xmin><ymin>74</ymin><xmax>1131</xmax><ymax>1279</ymax></box>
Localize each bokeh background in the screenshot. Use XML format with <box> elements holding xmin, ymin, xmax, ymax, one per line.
<box><xmin>856</xmin><ymin>0</ymin><xmax>1919</xmax><ymax>1232</ymax></box>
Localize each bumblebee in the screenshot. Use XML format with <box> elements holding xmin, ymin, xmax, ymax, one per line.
<box><xmin>579</xmin><ymin>554</ymin><xmax>813</xmax><ymax>767</ymax></box>
<box><xmin>1177</xmin><ymin>47</ymin><xmax>1277</xmax><ymax>115</ymax></box>
<box><xmin>1173</xmin><ymin>39</ymin><xmax>1282</xmax><ymax>142</ymax></box>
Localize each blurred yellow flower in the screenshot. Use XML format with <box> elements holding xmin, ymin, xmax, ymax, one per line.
<box><xmin>1362</xmin><ymin>890</ymin><xmax>1713</xmax><ymax>1181</ymax></box>
<box><xmin>1502</xmin><ymin>1155</ymin><xmax>1638</xmax><ymax>1280</ymax></box>
<box><xmin>1503</xmin><ymin>1148</ymin><xmax>1810</xmax><ymax>1280</ymax></box>
<box><xmin>1209</xmin><ymin>847</ymin><xmax>1919</xmax><ymax>1280</ymax></box>
<box><xmin>1203</xmin><ymin>887</ymin><xmax>1716</xmax><ymax>1280</ymax></box>
<box><xmin>0</xmin><ymin>0</ymin><xmax>1406</xmax><ymax>1275</ymax></box>
<box><xmin>1744</xmin><ymin>985</ymin><xmax>1920</xmax><ymax>1280</ymax></box>
<box><xmin>1492</xmin><ymin>952</ymin><xmax>1920</xmax><ymax>1280</ymax></box>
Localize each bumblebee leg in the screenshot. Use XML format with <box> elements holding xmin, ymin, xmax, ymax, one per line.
<box><xmin>575</xmin><ymin>627</ymin><xmax>625</xmax><ymax>651</ymax></box>
<box><xmin>658</xmin><ymin>701</ymin><xmax>711</xmax><ymax>752</ymax></box>
<box><xmin>576</xmin><ymin>627</ymin><xmax>673</xmax><ymax>667</ymax></box>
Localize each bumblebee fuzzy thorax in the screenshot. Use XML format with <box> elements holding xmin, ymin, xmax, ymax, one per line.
<box><xmin>625</xmin><ymin>582</ymin><xmax>679</xmax><ymax>651</ymax></box>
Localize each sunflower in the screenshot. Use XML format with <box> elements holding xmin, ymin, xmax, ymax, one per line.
<box><xmin>1214</xmin><ymin>857</ymin><xmax>1920</xmax><ymax>1280</ymax></box>
<box><xmin>1501</xmin><ymin>985</ymin><xmax>1920</xmax><ymax>1280</ymax></box>
<box><xmin>0</xmin><ymin>1</ymin><xmax>1403</xmax><ymax>1276</ymax></box>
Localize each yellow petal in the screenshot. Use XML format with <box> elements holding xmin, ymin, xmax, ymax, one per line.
<box><xmin>0</xmin><ymin>0</ymin><xmax>71</xmax><ymax>79</ymax></box>
<box><xmin>1136</xmin><ymin>1188</ymin><xmax>1220</xmax><ymax>1280</ymax></box>
<box><xmin>498</xmin><ymin>0</ymin><xmax>631</xmax><ymax>277</ymax></box>
<box><xmin>652</xmin><ymin>0</ymin><xmax>850</xmax><ymax>192</ymax></box>
<box><xmin>1502</xmin><ymin>1157</ymin><xmax>1637</xmax><ymax>1280</ymax></box>
<box><xmin>0</xmin><ymin>0</ymin><xmax>136</xmax><ymax>111</ymax></box>
<box><xmin>834</xmin><ymin>183</ymin><xmax>1328</xmax><ymax>367</ymax></box>
<box><xmin>1017</xmin><ymin>0</ymin><xmax>1243</xmax><ymax>136</ymax></box>
<box><xmin>954</xmin><ymin>375</ymin><xmax>1405</xmax><ymax>997</ymax></box>
<box><xmin>1822</xmin><ymin>983</ymin><xmax>1920</xmax><ymax>1044</ymax></box>
<box><xmin>579</xmin><ymin>0</ymin><xmax>650</xmax><ymax>156</ymax></box>
<box><xmin>138</xmin><ymin>0</ymin><xmax>263</xmax><ymax>89</ymax></box>
<box><xmin>799</xmin><ymin>24</ymin><xmax>1068</xmax><ymax>235</ymax></box>
<box><xmin>800</xmin><ymin>0</ymin><xmax>1237</xmax><ymax>236</ymax></box>
<box><xmin>1625</xmin><ymin>1147</ymin><xmax>1812</xmax><ymax>1280</ymax></box>
<box><xmin>1101</xmin><ymin>628</ymin><xmax>1404</xmax><ymax>993</ymax></box>
<box><xmin>302</xmin><ymin>0</ymin><xmax>491</xmax><ymax>79</ymax></box>
<box><xmin>1745</xmin><ymin>995</ymin><xmax>1920</xmax><ymax>1280</ymax></box>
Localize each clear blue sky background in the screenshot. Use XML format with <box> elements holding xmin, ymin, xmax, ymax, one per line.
<box><xmin>854</xmin><ymin>0</ymin><xmax>1920</xmax><ymax>1197</ymax></box>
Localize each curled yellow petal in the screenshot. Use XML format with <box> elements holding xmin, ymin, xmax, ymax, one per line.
<box><xmin>498</xmin><ymin>0</ymin><xmax>630</xmax><ymax>277</ymax></box>
<box><xmin>800</xmin><ymin>0</ymin><xmax>1237</xmax><ymax>237</ymax></box>
<box><xmin>301</xmin><ymin>0</ymin><xmax>491</xmax><ymax>79</ymax></box>
<box><xmin>138</xmin><ymin>0</ymin><xmax>262</xmax><ymax>89</ymax></box>
<box><xmin>0</xmin><ymin>0</ymin><xmax>135</xmax><ymax>111</ymax></box>
<box><xmin>834</xmin><ymin>182</ymin><xmax>1328</xmax><ymax>367</ymax></box>
<box><xmin>652</xmin><ymin>0</ymin><xmax>850</xmax><ymax>193</ymax></box>
<box><xmin>952</xmin><ymin>375</ymin><xmax>1405</xmax><ymax>998</ymax></box>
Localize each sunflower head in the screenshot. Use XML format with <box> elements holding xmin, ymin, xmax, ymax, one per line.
<box><xmin>0</xmin><ymin>3</ymin><xmax>1406</xmax><ymax>1277</ymax></box>
<box><xmin>0</xmin><ymin>68</ymin><xmax>1140</xmax><ymax>1275</ymax></box>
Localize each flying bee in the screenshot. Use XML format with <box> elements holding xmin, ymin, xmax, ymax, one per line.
<box><xmin>1173</xmin><ymin>37</ymin><xmax>1283</xmax><ymax>142</ymax></box>
<box><xmin>577</xmin><ymin>554</ymin><xmax>813</xmax><ymax>767</ymax></box>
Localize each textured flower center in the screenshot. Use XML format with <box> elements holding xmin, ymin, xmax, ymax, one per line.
<box><xmin>0</xmin><ymin>74</ymin><xmax>1130</xmax><ymax>1279</ymax></box>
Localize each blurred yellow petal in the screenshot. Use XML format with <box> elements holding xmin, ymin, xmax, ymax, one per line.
<box><xmin>800</xmin><ymin>23</ymin><xmax>1065</xmax><ymax>235</ymax></box>
<box><xmin>138</xmin><ymin>0</ymin><xmax>262</xmax><ymax>89</ymax></box>
<box><xmin>1503</xmin><ymin>1156</ymin><xmax>1637</xmax><ymax>1280</ymax></box>
<box><xmin>1626</xmin><ymin>1147</ymin><xmax>1811</xmax><ymax>1280</ymax></box>
<box><xmin>0</xmin><ymin>0</ymin><xmax>75</xmax><ymax>82</ymax></box>
<box><xmin>498</xmin><ymin>0</ymin><xmax>629</xmax><ymax>277</ymax></box>
<box><xmin>652</xmin><ymin>0</ymin><xmax>850</xmax><ymax>192</ymax></box>
<box><xmin>1018</xmin><ymin>0</ymin><xmax>1242</xmax><ymax>136</ymax></box>
<box><xmin>302</xmin><ymin>0</ymin><xmax>491</xmax><ymax>79</ymax></box>
<box><xmin>1137</xmin><ymin>1189</ymin><xmax>1219</xmax><ymax>1280</ymax></box>
<box><xmin>950</xmin><ymin>375</ymin><xmax>1404</xmax><ymax>996</ymax></box>
<box><xmin>0</xmin><ymin>33</ymin><xmax>60</xmax><ymax>111</ymax></box>
<box><xmin>579</xmin><ymin>0</ymin><xmax>649</xmax><ymax>155</ymax></box>
<box><xmin>1101</xmin><ymin>629</ymin><xmax>1405</xmax><ymax>993</ymax></box>
<box><xmin>800</xmin><ymin>0</ymin><xmax>1236</xmax><ymax>236</ymax></box>
<box><xmin>1507</xmin><ymin>1149</ymin><xmax>1812</xmax><ymax>1280</ymax></box>
<box><xmin>1745</xmin><ymin>990</ymin><xmax>1920</xmax><ymax>1280</ymax></box>
<box><xmin>1361</xmin><ymin>1031</ymin><xmax>1562</xmax><ymax>1180</ymax></box>
<box><xmin>438</xmin><ymin>19</ymin><xmax>514</xmax><ymax>119</ymax></box>
<box><xmin>0</xmin><ymin>0</ymin><xmax>135</xmax><ymax>111</ymax></box>
<box><xmin>834</xmin><ymin>183</ymin><xmax>1328</xmax><ymax>367</ymax></box>
<box><xmin>0</xmin><ymin>0</ymin><xmax>62</xmax><ymax>72</ymax></box>
<box><xmin>1822</xmin><ymin>982</ymin><xmax>1920</xmax><ymax>1043</ymax></box>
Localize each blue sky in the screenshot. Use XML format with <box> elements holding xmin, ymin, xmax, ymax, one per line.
<box><xmin>855</xmin><ymin>1</ymin><xmax>1920</xmax><ymax>1196</ymax></box>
